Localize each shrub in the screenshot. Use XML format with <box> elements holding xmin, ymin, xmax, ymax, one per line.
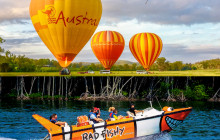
<box><xmin>184</xmin><ymin>86</ymin><xmax>193</xmax><ymax>99</ymax></box>
<box><xmin>141</xmin><ymin>90</ymin><xmax>147</xmax><ymax>97</ymax></box>
<box><xmin>171</xmin><ymin>88</ymin><xmax>183</xmax><ymax>97</ymax></box>
<box><xmin>122</xmin><ymin>91</ymin><xmax>128</xmax><ymax>97</ymax></box>
<box><xmin>53</xmin><ymin>95</ymin><xmax>64</xmax><ymax>99</ymax></box>
<box><xmin>29</xmin><ymin>93</ymin><xmax>41</xmax><ymax>98</ymax></box>
<box><xmin>193</xmin><ymin>85</ymin><xmax>209</xmax><ymax>100</ymax></box>
<box><xmin>74</xmin><ymin>96</ymin><xmax>80</xmax><ymax>99</ymax></box>
<box><xmin>7</xmin><ymin>89</ymin><xmax>17</xmax><ymax>98</ymax></box>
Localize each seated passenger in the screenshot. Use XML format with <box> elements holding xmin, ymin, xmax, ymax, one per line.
<box><xmin>110</xmin><ymin>110</ymin><xmax>123</xmax><ymax>121</ymax></box>
<box><xmin>88</xmin><ymin>108</ymin><xmax>104</xmax><ymax>124</ymax></box>
<box><xmin>108</xmin><ymin>107</ymin><xmax>115</xmax><ymax>118</ymax></box>
<box><xmin>50</xmin><ymin>114</ymin><xmax>67</xmax><ymax>127</ymax></box>
<box><xmin>127</xmin><ymin>103</ymin><xmax>144</xmax><ymax>117</ymax></box>
<box><xmin>89</xmin><ymin>107</ymin><xmax>101</xmax><ymax>118</ymax></box>
<box><xmin>94</xmin><ymin>107</ymin><xmax>101</xmax><ymax>118</ymax></box>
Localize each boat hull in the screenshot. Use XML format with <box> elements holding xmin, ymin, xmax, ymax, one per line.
<box><xmin>32</xmin><ymin>107</ymin><xmax>192</xmax><ymax>140</ymax></box>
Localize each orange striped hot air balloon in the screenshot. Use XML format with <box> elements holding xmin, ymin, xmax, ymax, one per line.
<box><xmin>29</xmin><ymin>0</ymin><xmax>102</xmax><ymax>68</ymax></box>
<box><xmin>91</xmin><ymin>31</ymin><xmax>125</xmax><ymax>70</ymax></box>
<box><xmin>129</xmin><ymin>33</ymin><xmax>163</xmax><ymax>71</ymax></box>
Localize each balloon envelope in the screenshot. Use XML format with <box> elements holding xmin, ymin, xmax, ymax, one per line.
<box><xmin>91</xmin><ymin>31</ymin><xmax>125</xmax><ymax>70</ymax></box>
<box><xmin>129</xmin><ymin>33</ymin><xmax>163</xmax><ymax>71</ymax></box>
<box><xmin>29</xmin><ymin>0</ymin><xmax>102</xmax><ymax>68</ymax></box>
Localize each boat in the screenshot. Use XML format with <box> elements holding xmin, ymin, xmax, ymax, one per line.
<box><xmin>33</xmin><ymin>106</ymin><xmax>192</xmax><ymax>140</ymax></box>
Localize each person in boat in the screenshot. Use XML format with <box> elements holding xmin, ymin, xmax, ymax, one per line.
<box><xmin>50</xmin><ymin>114</ymin><xmax>67</xmax><ymax>127</ymax></box>
<box><xmin>108</xmin><ymin>107</ymin><xmax>115</xmax><ymax>118</ymax></box>
<box><xmin>88</xmin><ymin>108</ymin><xmax>104</xmax><ymax>124</ymax></box>
<box><xmin>110</xmin><ymin>109</ymin><xmax>123</xmax><ymax>120</ymax></box>
<box><xmin>127</xmin><ymin>103</ymin><xmax>144</xmax><ymax>116</ymax></box>
<box><xmin>89</xmin><ymin>107</ymin><xmax>101</xmax><ymax>118</ymax></box>
<box><xmin>94</xmin><ymin>107</ymin><xmax>101</xmax><ymax>118</ymax></box>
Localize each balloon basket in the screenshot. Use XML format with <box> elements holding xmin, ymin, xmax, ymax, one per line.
<box><xmin>59</xmin><ymin>68</ymin><xmax>71</xmax><ymax>75</ymax></box>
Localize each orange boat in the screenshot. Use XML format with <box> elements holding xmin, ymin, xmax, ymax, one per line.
<box><xmin>33</xmin><ymin>106</ymin><xmax>192</xmax><ymax>140</ymax></box>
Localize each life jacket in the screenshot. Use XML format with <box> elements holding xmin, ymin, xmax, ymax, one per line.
<box><xmin>50</xmin><ymin>119</ymin><xmax>61</xmax><ymax>126</ymax></box>
<box><xmin>88</xmin><ymin>112</ymin><xmax>98</xmax><ymax>123</ymax></box>
<box><xmin>77</xmin><ymin>116</ymin><xmax>89</xmax><ymax>127</ymax></box>
<box><xmin>110</xmin><ymin>112</ymin><xmax>117</xmax><ymax>118</ymax></box>
<box><xmin>109</xmin><ymin>111</ymin><xmax>113</xmax><ymax>118</ymax></box>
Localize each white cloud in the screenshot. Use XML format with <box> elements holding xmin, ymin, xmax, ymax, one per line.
<box><xmin>1</xmin><ymin>0</ymin><xmax>220</xmax><ymax>25</ymax></box>
<box><xmin>101</xmin><ymin>0</ymin><xmax>220</xmax><ymax>25</ymax></box>
<box><xmin>0</xmin><ymin>0</ymin><xmax>30</xmax><ymax>22</ymax></box>
<box><xmin>0</xmin><ymin>0</ymin><xmax>220</xmax><ymax>64</ymax></box>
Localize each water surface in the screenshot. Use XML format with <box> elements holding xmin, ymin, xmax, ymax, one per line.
<box><xmin>0</xmin><ymin>100</ymin><xmax>219</xmax><ymax>140</ymax></box>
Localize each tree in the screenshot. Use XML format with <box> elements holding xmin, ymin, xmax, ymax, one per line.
<box><xmin>156</xmin><ymin>57</ymin><xmax>169</xmax><ymax>71</ymax></box>
<box><xmin>182</xmin><ymin>63</ymin><xmax>192</xmax><ymax>70</ymax></box>
<box><xmin>131</xmin><ymin>63</ymin><xmax>137</xmax><ymax>70</ymax></box>
<box><xmin>88</xmin><ymin>63</ymin><xmax>96</xmax><ymax>70</ymax></box>
<box><xmin>0</xmin><ymin>37</ymin><xmax>5</xmax><ymax>53</ymax></box>
<box><xmin>201</xmin><ymin>61</ymin><xmax>209</xmax><ymax>69</ymax></box>
<box><xmin>0</xmin><ymin>63</ymin><xmax>10</xmax><ymax>72</ymax></box>
<box><xmin>170</xmin><ymin>61</ymin><xmax>183</xmax><ymax>71</ymax></box>
<box><xmin>123</xmin><ymin>64</ymin><xmax>130</xmax><ymax>70</ymax></box>
<box><xmin>0</xmin><ymin>47</ymin><xmax>4</xmax><ymax>53</ymax></box>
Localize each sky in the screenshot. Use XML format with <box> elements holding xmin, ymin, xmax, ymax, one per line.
<box><xmin>0</xmin><ymin>0</ymin><xmax>220</xmax><ymax>63</ymax></box>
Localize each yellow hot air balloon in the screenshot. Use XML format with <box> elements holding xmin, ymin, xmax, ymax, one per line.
<box><xmin>29</xmin><ymin>0</ymin><xmax>102</xmax><ymax>68</ymax></box>
<box><xmin>129</xmin><ymin>33</ymin><xmax>163</xmax><ymax>71</ymax></box>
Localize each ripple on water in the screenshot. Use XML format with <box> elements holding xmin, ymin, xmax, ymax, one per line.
<box><xmin>134</xmin><ymin>132</ymin><xmax>172</xmax><ymax>140</ymax></box>
<box><xmin>0</xmin><ymin>100</ymin><xmax>219</xmax><ymax>140</ymax></box>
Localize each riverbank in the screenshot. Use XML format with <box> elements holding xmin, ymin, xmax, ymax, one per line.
<box><xmin>1</xmin><ymin>77</ymin><xmax>220</xmax><ymax>103</ymax></box>
<box><xmin>0</xmin><ymin>69</ymin><xmax>220</xmax><ymax>77</ymax></box>
<box><xmin>2</xmin><ymin>95</ymin><xmax>220</xmax><ymax>103</ymax></box>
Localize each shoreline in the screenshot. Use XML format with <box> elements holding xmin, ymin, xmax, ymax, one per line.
<box><xmin>1</xmin><ymin>96</ymin><xmax>220</xmax><ymax>102</ymax></box>
<box><xmin>1</xmin><ymin>69</ymin><xmax>220</xmax><ymax>77</ymax></box>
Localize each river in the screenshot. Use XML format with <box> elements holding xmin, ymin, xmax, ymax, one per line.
<box><xmin>0</xmin><ymin>100</ymin><xmax>219</xmax><ymax>140</ymax></box>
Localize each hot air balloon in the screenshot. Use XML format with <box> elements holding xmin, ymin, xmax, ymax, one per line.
<box><xmin>91</xmin><ymin>31</ymin><xmax>125</xmax><ymax>70</ymax></box>
<box><xmin>129</xmin><ymin>33</ymin><xmax>163</xmax><ymax>71</ymax></box>
<box><xmin>29</xmin><ymin>0</ymin><xmax>102</xmax><ymax>68</ymax></box>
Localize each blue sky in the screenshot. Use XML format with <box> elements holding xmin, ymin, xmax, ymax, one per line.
<box><xmin>0</xmin><ymin>0</ymin><xmax>220</xmax><ymax>63</ymax></box>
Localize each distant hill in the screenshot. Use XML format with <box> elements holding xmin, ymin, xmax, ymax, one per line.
<box><xmin>115</xmin><ymin>60</ymin><xmax>136</xmax><ymax>65</ymax></box>
<box><xmin>73</xmin><ymin>60</ymin><xmax>137</xmax><ymax>66</ymax></box>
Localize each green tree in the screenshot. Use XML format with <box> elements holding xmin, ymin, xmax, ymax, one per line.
<box><xmin>123</xmin><ymin>64</ymin><xmax>130</xmax><ymax>71</ymax></box>
<box><xmin>131</xmin><ymin>63</ymin><xmax>137</xmax><ymax>70</ymax></box>
<box><xmin>89</xmin><ymin>63</ymin><xmax>96</xmax><ymax>70</ymax></box>
<box><xmin>150</xmin><ymin>63</ymin><xmax>158</xmax><ymax>71</ymax></box>
<box><xmin>0</xmin><ymin>37</ymin><xmax>5</xmax><ymax>53</ymax></box>
<box><xmin>182</xmin><ymin>63</ymin><xmax>192</xmax><ymax>70</ymax></box>
<box><xmin>193</xmin><ymin>85</ymin><xmax>209</xmax><ymax>100</ymax></box>
<box><xmin>170</xmin><ymin>61</ymin><xmax>183</xmax><ymax>71</ymax></box>
<box><xmin>0</xmin><ymin>47</ymin><xmax>4</xmax><ymax>53</ymax></box>
<box><xmin>201</xmin><ymin>61</ymin><xmax>209</xmax><ymax>69</ymax></box>
<box><xmin>184</xmin><ymin>85</ymin><xmax>209</xmax><ymax>100</ymax></box>
<box><xmin>136</xmin><ymin>65</ymin><xmax>144</xmax><ymax>70</ymax></box>
<box><xmin>15</xmin><ymin>55</ymin><xmax>36</xmax><ymax>72</ymax></box>
<box><xmin>0</xmin><ymin>63</ymin><xmax>10</xmax><ymax>72</ymax></box>
<box><xmin>156</xmin><ymin>57</ymin><xmax>169</xmax><ymax>71</ymax></box>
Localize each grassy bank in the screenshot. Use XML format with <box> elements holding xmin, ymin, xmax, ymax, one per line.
<box><xmin>0</xmin><ymin>69</ymin><xmax>220</xmax><ymax>77</ymax></box>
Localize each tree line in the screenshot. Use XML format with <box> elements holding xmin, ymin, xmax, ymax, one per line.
<box><xmin>1</xmin><ymin>37</ymin><xmax>220</xmax><ymax>72</ymax></box>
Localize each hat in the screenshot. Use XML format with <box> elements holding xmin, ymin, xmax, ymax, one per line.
<box><xmin>94</xmin><ymin>107</ymin><xmax>99</xmax><ymax>111</ymax></box>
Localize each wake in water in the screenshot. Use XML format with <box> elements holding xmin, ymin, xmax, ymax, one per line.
<box><xmin>0</xmin><ymin>138</ymin><xmax>16</xmax><ymax>140</ymax></box>
<box><xmin>132</xmin><ymin>132</ymin><xmax>172</xmax><ymax>140</ymax></box>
